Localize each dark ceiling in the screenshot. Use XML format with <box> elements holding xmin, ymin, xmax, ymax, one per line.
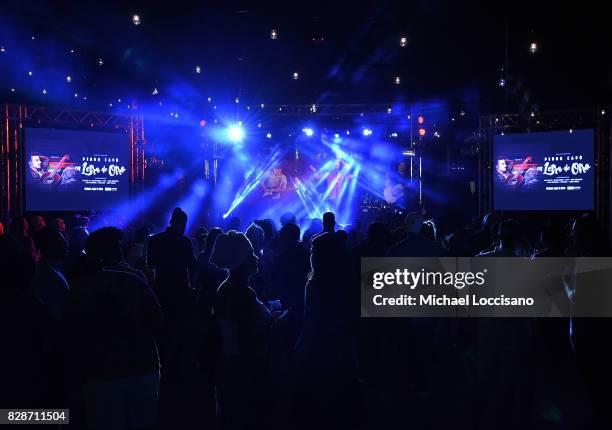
<box><xmin>1</xmin><ymin>0</ymin><xmax>610</xmax><ymax>117</ymax></box>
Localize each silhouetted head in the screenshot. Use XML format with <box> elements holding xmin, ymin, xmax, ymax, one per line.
<box><xmin>367</xmin><ymin>222</ymin><xmax>391</xmax><ymax>245</ymax></box>
<box><xmin>404</xmin><ymin>212</ymin><xmax>423</xmax><ymax>235</ymax></box>
<box><xmin>245</xmin><ymin>223</ymin><xmax>265</xmax><ymax>253</ymax></box>
<box><xmin>29</xmin><ymin>216</ymin><xmax>46</xmax><ymax>233</ymax></box>
<box><xmin>279</xmin><ymin>223</ymin><xmax>301</xmax><ymax>247</ymax></box>
<box><xmin>497</xmin><ymin>219</ymin><xmax>521</xmax><ymax>244</ymax></box>
<box><xmin>322</xmin><ymin>212</ymin><xmax>335</xmax><ymax>232</ymax></box>
<box><xmin>85</xmin><ymin>227</ymin><xmax>124</xmax><ymax>264</ymax></box>
<box><xmin>205</xmin><ymin>227</ymin><xmax>223</xmax><ymax>255</ymax></box>
<box><xmin>135</xmin><ymin>226</ymin><xmax>151</xmax><ymax>244</ymax></box>
<box><xmin>170</xmin><ymin>207</ymin><xmax>188</xmax><ymax>235</ymax></box>
<box><xmin>51</xmin><ymin>218</ymin><xmax>66</xmax><ymax>233</ymax></box>
<box><xmin>9</xmin><ymin>217</ymin><xmax>28</xmax><ymax>237</ymax></box>
<box><xmin>280</xmin><ymin>211</ymin><xmax>296</xmax><ymax>226</ymax></box>
<box><xmin>210</xmin><ymin>230</ymin><xmax>258</xmax><ymax>278</ymax></box>
<box><xmin>309</xmin><ymin>232</ymin><xmax>349</xmax><ymax>282</ymax></box>
<box><xmin>34</xmin><ymin>226</ymin><xmax>67</xmax><ymax>260</ymax></box>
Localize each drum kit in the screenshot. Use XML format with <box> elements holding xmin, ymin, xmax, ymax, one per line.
<box><xmin>359</xmin><ymin>193</ymin><xmax>408</xmax><ymax>226</ymax></box>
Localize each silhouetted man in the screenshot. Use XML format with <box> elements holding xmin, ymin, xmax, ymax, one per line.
<box><xmin>147</xmin><ymin>207</ymin><xmax>197</xmax><ymax>309</ymax></box>
<box><xmin>322</xmin><ymin>212</ymin><xmax>335</xmax><ymax>233</ymax></box>
<box><xmin>146</xmin><ymin>207</ymin><xmax>198</xmax><ymax>425</ymax></box>
<box><xmin>387</xmin><ymin>212</ymin><xmax>446</xmax><ymax>257</ymax></box>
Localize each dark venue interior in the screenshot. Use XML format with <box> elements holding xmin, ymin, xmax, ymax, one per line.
<box><xmin>1</xmin><ymin>1</ymin><xmax>612</xmax><ymax>429</ymax></box>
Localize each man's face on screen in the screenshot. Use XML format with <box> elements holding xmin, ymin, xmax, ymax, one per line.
<box><xmin>497</xmin><ymin>159</ymin><xmax>507</xmax><ymax>172</ymax></box>
<box><xmin>273</xmin><ymin>168</ymin><xmax>282</xmax><ymax>176</ymax></box>
<box><xmin>30</xmin><ymin>155</ymin><xmax>41</xmax><ymax>169</ymax></box>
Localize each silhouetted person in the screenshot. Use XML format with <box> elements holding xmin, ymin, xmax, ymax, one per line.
<box><xmin>0</xmin><ymin>234</ymin><xmax>53</xmax><ymax>409</ymax></box>
<box><xmin>322</xmin><ymin>211</ymin><xmax>335</xmax><ymax>233</ymax></box>
<box><xmin>29</xmin><ymin>215</ymin><xmax>46</xmax><ymax>234</ymax></box>
<box><xmin>63</xmin><ymin>227</ymin><xmax>162</xmax><ymax>430</ymax></box>
<box><xmin>147</xmin><ymin>207</ymin><xmax>197</xmax><ymax>308</ymax></box>
<box><xmin>388</xmin><ymin>212</ymin><xmax>446</xmax><ymax>257</ymax></box>
<box><xmin>294</xmin><ymin>231</ymin><xmax>361</xmax><ymax>429</ymax></box>
<box><xmin>147</xmin><ymin>207</ymin><xmax>198</xmax><ymax>427</ymax></box>
<box><xmin>68</xmin><ymin>215</ymin><xmax>90</xmax><ymax>262</ymax></box>
<box><xmin>478</xmin><ymin>219</ymin><xmax>528</xmax><ymax>257</ymax></box>
<box><xmin>272</xmin><ymin>223</ymin><xmax>309</xmax><ymax>345</ymax></box>
<box><xmin>9</xmin><ymin>216</ymin><xmax>36</xmax><ymax>260</ymax></box>
<box><xmin>212</xmin><ymin>231</ymin><xmax>274</xmax><ymax>429</ymax></box>
<box><xmin>31</xmin><ymin>226</ymin><xmax>69</xmax><ymax>320</ymax></box>
<box><xmin>280</xmin><ymin>211</ymin><xmax>297</xmax><ymax>227</ymax></box>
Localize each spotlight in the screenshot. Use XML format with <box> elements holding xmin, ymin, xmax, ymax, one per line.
<box><xmin>434</xmin><ymin>131</ymin><xmax>440</xmax><ymax>138</ymax></box>
<box><xmin>417</xmin><ymin>115</ymin><xmax>424</xmax><ymax>125</ymax></box>
<box><xmin>266</xmin><ymin>133</ymin><xmax>272</xmax><ymax>138</ymax></box>
<box><xmin>293</xmin><ymin>72</ymin><xmax>299</xmax><ymax>80</ymax></box>
<box><xmin>310</xmin><ymin>104</ymin><xmax>317</xmax><ymax>113</ymax></box>
<box><xmin>42</xmin><ymin>89</ymin><xmax>47</xmax><ymax>94</ymax></box>
<box><xmin>98</xmin><ymin>58</ymin><xmax>104</xmax><ymax>66</ymax></box>
<box><xmin>207</xmin><ymin>97</ymin><xmax>212</xmax><ymax>102</ymax></box>
<box><xmin>199</xmin><ymin>120</ymin><xmax>206</xmax><ymax>127</ymax></box>
<box><xmin>529</xmin><ymin>42</ymin><xmax>538</xmax><ymax>54</ymax></box>
<box><xmin>132</xmin><ymin>14</ymin><xmax>141</xmax><ymax>26</ymax></box>
<box><xmin>363</xmin><ymin>128</ymin><xmax>372</xmax><ymax>136</ymax></box>
<box><xmin>400</xmin><ymin>37</ymin><xmax>407</xmax><ymax>47</ymax></box>
<box><xmin>418</xmin><ymin>128</ymin><xmax>426</xmax><ymax>136</ymax></box>
<box><xmin>499</xmin><ymin>78</ymin><xmax>506</xmax><ymax>87</ymax></box>
<box><xmin>195</xmin><ymin>65</ymin><xmax>201</xmax><ymax>74</ymax></box>
<box><xmin>394</xmin><ymin>76</ymin><xmax>401</xmax><ymax>85</ymax></box>
<box><xmin>152</xmin><ymin>88</ymin><xmax>158</xmax><ymax>95</ymax></box>
<box><xmin>390</xmin><ymin>132</ymin><xmax>398</xmax><ymax>138</ymax></box>
<box><xmin>235</xmin><ymin>97</ymin><xmax>239</xmax><ymax>104</ymax></box>
<box><xmin>346</xmin><ymin>130</ymin><xmax>350</xmax><ymax>135</ymax></box>
<box><xmin>0</xmin><ymin>46</ymin><xmax>5</xmax><ymax>53</ymax></box>
<box><xmin>260</xmin><ymin>103</ymin><xmax>265</xmax><ymax>108</ymax></box>
<box><xmin>387</xmin><ymin>108</ymin><xmax>392</xmax><ymax>113</ymax></box>
<box><xmin>271</xmin><ymin>29</ymin><xmax>278</xmax><ymax>39</ymax></box>
<box><xmin>227</xmin><ymin>125</ymin><xmax>244</xmax><ymax>142</ymax></box>
<box><xmin>302</xmin><ymin>127</ymin><xmax>314</xmax><ymax>137</ymax></box>
<box><xmin>28</xmin><ymin>71</ymin><xmax>32</xmax><ymax>76</ymax></box>
<box><xmin>66</xmin><ymin>75</ymin><xmax>72</xmax><ymax>83</ymax></box>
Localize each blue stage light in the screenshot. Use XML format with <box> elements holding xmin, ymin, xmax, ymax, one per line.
<box><xmin>303</xmin><ymin>127</ymin><xmax>314</xmax><ymax>137</ymax></box>
<box><xmin>228</xmin><ymin>125</ymin><xmax>245</xmax><ymax>142</ymax></box>
<box><xmin>363</xmin><ymin>128</ymin><xmax>372</xmax><ymax>136</ymax></box>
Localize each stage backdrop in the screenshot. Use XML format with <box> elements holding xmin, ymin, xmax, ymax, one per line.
<box><xmin>25</xmin><ymin>127</ymin><xmax>130</xmax><ymax>212</ymax></box>
<box><xmin>492</xmin><ymin>129</ymin><xmax>595</xmax><ymax>211</ymax></box>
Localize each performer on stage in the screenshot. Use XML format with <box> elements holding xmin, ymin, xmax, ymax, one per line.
<box><xmin>310</xmin><ymin>157</ymin><xmax>353</xmax><ymax>203</ymax></box>
<box><xmin>384</xmin><ymin>160</ymin><xmax>414</xmax><ymax>209</ymax></box>
<box><xmin>260</xmin><ymin>167</ymin><xmax>287</xmax><ymax>199</ymax></box>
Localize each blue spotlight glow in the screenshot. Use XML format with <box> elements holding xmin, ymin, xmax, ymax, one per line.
<box><xmin>303</xmin><ymin>127</ymin><xmax>314</xmax><ymax>137</ymax></box>
<box><xmin>266</xmin><ymin>133</ymin><xmax>272</xmax><ymax>138</ymax></box>
<box><xmin>363</xmin><ymin>128</ymin><xmax>372</xmax><ymax>136</ymax></box>
<box><xmin>227</xmin><ymin>125</ymin><xmax>245</xmax><ymax>142</ymax></box>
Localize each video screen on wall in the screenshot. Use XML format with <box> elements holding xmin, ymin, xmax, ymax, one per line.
<box><xmin>25</xmin><ymin>127</ymin><xmax>130</xmax><ymax>212</ymax></box>
<box><xmin>492</xmin><ymin>129</ymin><xmax>595</xmax><ymax>211</ymax></box>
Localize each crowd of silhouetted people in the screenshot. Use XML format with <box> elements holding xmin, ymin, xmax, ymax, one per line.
<box><xmin>1</xmin><ymin>208</ymin><xmax>611</xmax><ymax>429</ymax></box>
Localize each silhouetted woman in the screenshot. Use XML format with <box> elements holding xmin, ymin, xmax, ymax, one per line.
<box><xmin>211</xmin><ymin>231</ymin><xmax>273</xmax><ymax>429</ymax></box>
<box><xmin>293</xmin><ymin>231</ymin><xmax>361</xmax><ymax>429</ymax></box>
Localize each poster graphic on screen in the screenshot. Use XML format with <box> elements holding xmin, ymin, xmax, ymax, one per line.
<box><xmin>25</xmin><ymin>128</ymin><xmax>130</xmax><ymax>212</ymax></box>
<box><xmin>492</xmin><ymin>129</ymin><xmax>594</xmax><ymax>211</ymax></box>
